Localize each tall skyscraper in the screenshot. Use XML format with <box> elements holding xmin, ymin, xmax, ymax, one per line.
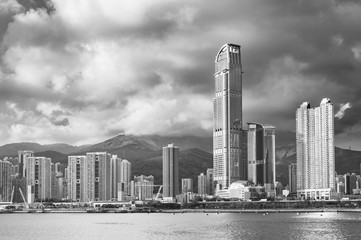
<box><xmin>247</xmin><ymin>123</ymin><xmax>276</xmax><ymax>189</ymax></box>
<box><xmin>181</xmin><ymin>178</ymin><xmax>193</xmax><ymax>194</ymax></box>
<box><xmin>0</xmin><ymin>160</ymin><xmax>12</xmax><ymax>202</ymax></box>
<box><xmin>25</xmin><ymin>157</ymin><xmax>52</xmax><ymax>203</ymax></box>
<box><xmin>162</xmin><ymin>143</ymin><xmax>179</xmax><ymax>198</ymax></box>
<box><xmin>18</xmin><ymin>150</ymin><xmax>34</xmax><ymax>178</ymax></box>
<box><xmin>288</xmin><ymin>163</ymin><xmax>297</xmax><ymax>194</ymax></box>
<box><xmin>213</xmin><ymin>43</ymin><xmax>247</xmax><ymax>190</ymax></box>
<box><xmin>296</xmin><ymin>98</ymin><xmax>335</xmax><ymax>199</ymax></box>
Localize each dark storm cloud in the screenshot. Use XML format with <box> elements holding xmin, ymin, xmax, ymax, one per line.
<box><xmin>0</xmin><ymin>0</ymin><xmax>361</xmax><ymax>146</ymax></box>
<box><xmin>51</xmin><ymin>117</ymin><xmax>69</xmax><ymax>126</ymax></box>
<box><xmin>172</xmin><ymin>0</ymin><xmax>361</xmax><ymax>138</ymax></box>
<box><xmin>17</xmin><ymin>0</ymin><xmax>55</xmax><ymax>13</ymax></box>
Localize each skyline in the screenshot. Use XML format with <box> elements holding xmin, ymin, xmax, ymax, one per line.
<box><xmin>1</xmin><ymin>0</ymin><xmax>361</xmax><ymax>149</ymax></box>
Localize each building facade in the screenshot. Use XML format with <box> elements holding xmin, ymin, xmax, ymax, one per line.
<box><xmin>296</xmin><ymin>98</ymin><xmax>335</xmax><ymax>199</ymax></box>
<box><xmin>206</xmin><ymin>168</ymin><xmax>214</xmax><ymax>196</ymax></box>
<box><xmin>181</xmin><ymin>178</ymin><xmax>193</xmax><ymax>194</ymax></box>
<box><xmin>162</xmin><ymin>143</ymin><xmax>179</xmax><ymax>198</ymax></box>
<box><xmin>198</xmin><ymin>173</ymin><xmax>207</xmax><ymax>196</ymax></box>
<box><xmin>67</xmin><ymin>153</ymin><xmax>112</xmax><ymax>202</ymax></box>
<box><xmin>67</xmin><ymin>156</ymin><xmax>87</xmax><ymax>202</ymax></box>
<box><xmin>213</xmin><ymin>43</ymin><xmax>247</xmax><ymax>190</ymax></box>
<box><xmin>25</xmin><ymin>157</ymin><xmax>51</xmax><ymax>203</ymax></box>
<box><xmin>288</xmin><ymin>163</ymin><xmax>297</xmax><ymax>194</ymax></box>
<box><xmin>110</xmin><ymin>155</ymin><xmax>131</xmax><ymax>200</ymax></box>
<box><xmin>0</xmin><ymin>160</ymin><xmax>12</xmax><ymax>202</ymax></box>
<box><xmin>344</xmin><ymin>173</ymin><xmax>357</xmax><ymax>195</ymax></box>
<box><xmin>247</xmin><ymin>123</ymin><xmax>276</xmax><ymax>189</ymax></box>
<box><xmin>18</xmin><ymin>150</ymin><xmax>34</xmax><ymax>178</ymax></box>
<box><xmin>134</xmin><ymin>175</ymin><xmax>154</xmax><ymax>200</ymax></box>
<box><xmin>86</xmin><ymin>152</ymin><xmax>111</xmax><ymax>201</ymax></box>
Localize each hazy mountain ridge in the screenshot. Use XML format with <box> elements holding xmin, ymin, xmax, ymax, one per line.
<box><xmin>0</xmin><ymin>142</ymin><xmax>90</xmax><ymax>157</ymax></box>
<box><xmin>0</xmin><ymin>131</ymin><xmax>290</xmax><ymax>157</ymax></box>
<box><xmin>1</xmin><ymin>131</ymin><xmax>361</xmax><ymax>187</ymax></box>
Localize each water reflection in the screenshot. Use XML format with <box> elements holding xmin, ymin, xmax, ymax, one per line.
<box><xmin>0</xmin><ymin>212</ymin><xmax>360</xmax><ymax>240</ymax></box>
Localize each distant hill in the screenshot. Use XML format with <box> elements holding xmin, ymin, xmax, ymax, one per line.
<box><xmin>70</xmin><ymin>135</ymin><xmax>212</xmax><ymax>189</ymax></box>
<box><xmin>75</xmin><ymin>134</ymin><xmax>213</xmax><ymax>154</ymax></box>
<box><xmin>132</xmin><ymin>148</ymin><xmax>213</xmax><ymax>189</ymax></box>
<box><xmin>34</xmin><ymin>150</ymin><xmax>68</xmax><ymax>165</ymax></box>
<box><xmin>0</xmin><ymin>142</ymin><xmax>89</xmax><ymax>157</ymax></box>
<box><xmin>2</xmin><ymin>131</ymin><xmax>361</xmax><ymax>188</ymax></box>
<box><xmin>335</xmin><ymin>148</ymin><xmax>361</xmax><ymax>175</ymax></box>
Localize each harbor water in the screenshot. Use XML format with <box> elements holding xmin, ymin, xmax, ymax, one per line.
<box><xmin>1</xmin><ymin>212</ymin><xmax>361</xmax><ymax>239</ymax></box>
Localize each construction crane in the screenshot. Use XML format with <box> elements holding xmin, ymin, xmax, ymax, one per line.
<box><xmin>19</xmin><ymin>188</ymin><xmax>29</xmax><ymax>209</ymax></box>
<box><xmin>10</xmin><ymin>186</ymin><xmax>15</xmax><ymax>204</ymax></box>
<box><xmin>135</xmin><ymin>184</ymin><xmax>166</xmax><ymax>201</ymax></box>
<box><xmin>155</xmin><ymin>186</ymin><xmax>163</xmax><ymax>200</ymax></box>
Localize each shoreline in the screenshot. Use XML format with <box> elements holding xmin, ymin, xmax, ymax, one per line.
<box><xmin>161</xmin><ymin>208</ymin><xmax>361</xmax><ymax>213</ymax></box>
<box><xmin>2</xmin><ymin>208</ymin><xmax>361</xmax><ymax>214</ymax></box>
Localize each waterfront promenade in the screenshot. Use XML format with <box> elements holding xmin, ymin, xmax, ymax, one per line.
<box><xmin>2</xmin><ymin>207</ymin><xmax>361</xmax><ymax>214</ymax></box>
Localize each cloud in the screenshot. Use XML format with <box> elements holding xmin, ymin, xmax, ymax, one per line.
<box><xmin>335</xmin><ymin>102</ymin><xmax>352</xmax><ymax>119</ymax></box>
<box><xmin>0</xmin><ymin>0</ymin><xmax>23</xmax><ymax>15</ymax></box>
<box><xmin>0</xmin><ymin>0</ymin><xmax>361</xmax><ymax>148</ymax></box>
<box><xmin>51</xmin><ymin>118</ymin><xmax>69</xmax><ymax>126</ymax></box>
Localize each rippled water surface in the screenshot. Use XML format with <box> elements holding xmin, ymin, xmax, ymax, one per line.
<box><xmin>1</xmin><ymin>212</ymin><xmax>361</xmax><ymax>240</ymax></box>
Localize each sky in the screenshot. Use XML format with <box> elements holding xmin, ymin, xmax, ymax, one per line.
<box><xmin>0</xmin><ymin>0</ymin><xmax>361</xmax><ymax>149</ymax></box>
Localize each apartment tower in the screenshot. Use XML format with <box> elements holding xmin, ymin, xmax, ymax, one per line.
<box><xmin>18</xmin><ymin>150</ymin><xmax>34</xmax><ymax>178</ymax></box>
<box><xmin>181</xmin><ymin>178</ymin><xmax>193</xmax><ymax>194</ymax></box>
<box><xmin>296</xmin><ymin>98</ymin><xmax>335</xmax><ymax>199</ymax></box>
<box><xmin>0</xmin><ymin>160</ymin><xmax>12</xmax><ymax>202</ymax></box>
<box><xmin>162</xmin><ymin>143</ymin><xmax>179</xmax><ymax>198</ymax></box>
<box><xmin>25</xmin><ymin>157</ymin><xmax>52</xmax><ymax>203</ymax></box>
<box><xmin>110</xmin><ymin>155</ymin><xmax>131</xmax><ymax>200</ymax></box>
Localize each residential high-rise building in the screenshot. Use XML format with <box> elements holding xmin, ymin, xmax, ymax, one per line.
<box><xmin>68</xmin><ymin>153</ymin><xmax>112</xmax><ymax>202</ymax></box>
<box><xmin>18</xmin><ymin>150</ymin><xmax>34</xmax><ymax>178</ymax></box>
<box><xmin>288</xmin><ymin>163</ymin><xmax>297</xmax><ymax>194</ymax></box>
<box><xmin>198</xmin><ymin>173</ymin><xmax>207</xmax><ymax>196</ymax></box>
<box><xmin>0</xmin><ymin>160</ymin><xmax>12</xmax><ymax>202</ymax></box>
<box><xmin>213</xmin><ymin>43</ymin><xmax>247</xmax><ymax>190</ymax></box>
<box><xmin>134</xmin><ymin>175</ymin><xmax>154</xmax><ymax>200</ymax></box>
<box><xmin>162</xmin><ymin>143</ymin><xmax>179</xmax><ymax>198</ymax></box>
<box><xmin>86</xmin><ymin>152</ymin><xmax>111</xmax><ymax>201</ymax></box>
<box><xmin>25</xmin><ymin>157</ymin><xmax>51</xmax><ymax>203</ymax></box>
<box><xmin>335</xmin><ymin>175</ymin><xmax>345</xmax><ymax>194</ymax></box>
<box><xmin>67</xmin><ymin>156</ymin><xmax>87</xmax><ymax>202</ymax></box>
<box><xmin>181</xmin><ymin>178</ymin><xmax>193</xmax><ymax>194</ymax></box>
<box><xmin>110</xmin><ymin>155</ymin><xmax>131</xmax><ymax>200</ymax></box>
<box><xmin>206</xmin><ymin>168</ymin><xmax>214</xmax><ymax>195</ymax></box>
<box><xmin>247</xmin><ymin>123</ymin><xmax>276</xmax><ymax>189</ymax></box>
<box><xmin>296</xmin><ymin>98</ymin><xmax>335</xmax><ymax>199</ymax></box>
<box><xmin>11</xmin><ymin>164</ymin><xmax>19</xmax><ymax>177</ymax></box>
<box><xmin>50</xmin><ymin>162</ymin><xmax>63</xmax><ymax>200</ymax></box>
<box><xmin>344</xmin><ymin>173</ymin><xmax>357</xmax><ymax>195</ymax></box>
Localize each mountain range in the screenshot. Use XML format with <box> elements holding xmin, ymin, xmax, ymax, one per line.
<box><xmin>1</xmin><ymin>131</ymin><xmax>360</xmax><ymax>187</ymax></box>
